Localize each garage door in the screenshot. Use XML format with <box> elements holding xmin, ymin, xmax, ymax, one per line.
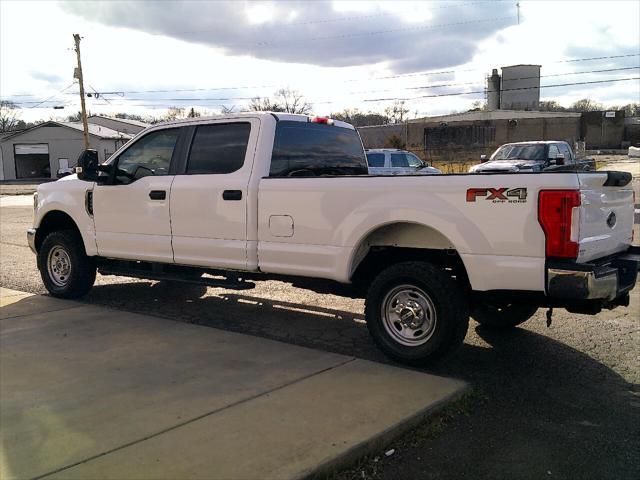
<box><xmin>14</xmin><ymin>144</ymin><xmax>50</xmax><ymax>179</ymax></box>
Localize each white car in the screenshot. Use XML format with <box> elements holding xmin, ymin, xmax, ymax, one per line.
<box><xmin>28</xmin><ymin>113</ymin><xmax>639</xmax><ymax>365</ymax></box>
<box><xmin>366</xmin><ymin>148</ymin><xmax>441</xmax><ymax>175</ymax></box>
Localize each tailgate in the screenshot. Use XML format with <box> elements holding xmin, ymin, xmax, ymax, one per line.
<box><xmin>577</xmin><ymin>172</ymin><xmax>634</xmax><ymax>263</ymax></box>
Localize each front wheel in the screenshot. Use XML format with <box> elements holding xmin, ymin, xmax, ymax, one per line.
<box><xmin>471</xmin><ymin>303</ymin><xmax>538</xmax><ymax>329</ymax></box>
<box><xmin>37</xmin><ymin>230</ymin><xmax>96</xmax><ymax>298</ymax></box>
<box><xmin>365</xmin><ymin>261</ymin><xmax>469</xmax><ymax>365</ymax></box>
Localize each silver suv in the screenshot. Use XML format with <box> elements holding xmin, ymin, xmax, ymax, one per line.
<box><xmin>365</xmin><ymin>149</ymin><xmax>441</xmax><ymax>175</ymax></box>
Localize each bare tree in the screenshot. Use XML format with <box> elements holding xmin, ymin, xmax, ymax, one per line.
<box><xmin>538</xmin><ymin>100</ymin><xmax>566</xmax><ymax>112</ymax></box>
<box><xmin>248</xmin><ymin>96</ymin><xmax>284</xmax><ymax>112</ymax></box>
<box><xmin>164</xmin><ymin>106</ymin><xmax>186</xmax><ymax>120</ymax></box>
<box><xmin>0</xmin><ymin>100</ymin><xmax>21</xmax><ymax>132</ymax></box>
<box><xmin>220</xmin><ymin>105</ymin><xmax>236</xmax><ymax>114</ymax></box>
<box><xmin>248</xmin><ymin>88</ymin><xmax>311</xmax><ymax>114</ymax></box>
<box><xmin>274</xmin><ymin>88</ymin><xmax>312</xmax><ymax>114</ymax></box>
<box><xmin>569</xmin><ymin>98</ymin><xmax>603</xmax><ymax>112</ymax></box>
<box><xmin>470</xmin><ymin>100</ymin><xmax>488</xmax><ymax>111</ymax></box>
<box><xmin>330</xmin><ymin>108</ymin><xmax>389</xmax><ymax>127</ymax></box>
<box><xmin>384</xmin><ymin>100</ymin><xmax>409</xmax><ymax>124</ymax></box>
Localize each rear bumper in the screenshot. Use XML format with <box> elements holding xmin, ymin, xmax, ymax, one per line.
<box><xmin>27</xmin><ymin>228</ymin><xmax>36</xmax><ymax>254</ymax></box>
<box><xmin>547</xmin><ymin>246</ymin><xmax>640</xmax><ymax>301</ymax></box>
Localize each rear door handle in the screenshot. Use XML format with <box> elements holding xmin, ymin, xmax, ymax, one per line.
<box><xmin>149</xmin><ymin>190</ymin><xmax>166</xmax><ymax>200</ymax></box>
<box><xmin>222</xmin><ymin>190</ymin><xmax>242</xmax><ymax>201</ymax></box>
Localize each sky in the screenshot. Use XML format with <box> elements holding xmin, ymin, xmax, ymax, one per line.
<box><xmin>1</xmin><ymin>0</ymin><xmax>638</xmax><ymax>123</ymax></box>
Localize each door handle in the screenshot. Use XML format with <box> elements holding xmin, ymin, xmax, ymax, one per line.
<box><xmin>149</xmin><ymin>190</ymin><xmax>166</xmax><ymax>200</ymax></box>
<box><xmin>222</xmin><ymin>190</ymin><xmax>242</xmax><ymax>201</ymax></box>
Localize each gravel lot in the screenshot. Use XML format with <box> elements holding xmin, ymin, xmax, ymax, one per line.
<box><xmin>1</xmin><ymin>203</ymin><xmax>639</xmax><ymax>479</ymax></box>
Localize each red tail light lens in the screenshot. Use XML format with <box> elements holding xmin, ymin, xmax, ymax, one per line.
<box><xmin>538</xmin><ymin>190</ymin><xmax>580</xmax><ymax>259</ymax></box>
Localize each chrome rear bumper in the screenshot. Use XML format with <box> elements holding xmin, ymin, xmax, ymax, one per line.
<box><xmin>547</xmin><ymin>246</ymin><xmax>640</xmax><ymax>301</ymax></box>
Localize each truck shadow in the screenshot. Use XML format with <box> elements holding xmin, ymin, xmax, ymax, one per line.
<box><xmin>82</xmin><ymin>280</ymin><xmax>639</xmax><ymax>478</ymax></box>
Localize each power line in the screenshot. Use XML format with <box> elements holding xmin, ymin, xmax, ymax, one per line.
<box><xmin>52</xmin><ymin>67</ymin><xmax>640</xmax><ymax>103</ymax></box>
<box><xmin>363</xmin><ymin>76</ymin><xmax>640</xmax><ymax>102</ymax></box>
<box><xmin>10</xmin><ymin>73</ymin><xmax>639</xmax><ymax>109</ymax></box>
<box><xmin>27</xmin><ymin>83</ymin><xmax>76</xmax><ymax>109</ymax></box>
<box><xmin>69</xmin><ymin>76</ymin><xmax>640</xmax><ymax>109</ymax></box>
<box><xmin>351</xmin><ymin>66</ymin><xmax>639</xmax><ymax>95</ymax></box>
<box><xmin>4</xmin><ymin>53</ymin><xmax>638</xmax><ymax>102</ymax></box>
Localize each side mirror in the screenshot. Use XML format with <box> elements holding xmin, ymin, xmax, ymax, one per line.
<box><xmin>75</xmin><ymin>149</ymin><xmax>99</xmax><ymax>181</ymax></box>
<box><xmin>480</xmin><ymin>154</ymin><xmax>488</xmax><ymax>162</ymax></box>
<box><xmin>554</xmin><ymin>153</ymin><xmax>565</xmax><ymax>165</ymax></box>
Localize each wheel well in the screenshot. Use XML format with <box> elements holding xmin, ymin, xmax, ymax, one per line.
<box><xmin>352</xmin><ymin>246</ymin><xmax>469</xmax><ymax>290</ymax></box>
<box><xmin>35</xmin><ymin>211</ymin><xmax>81</xmax><ymax>252</ymax></box>
<box><xmin>349</xmin><ymin>222</ymin><xmax>469</xmax><ymax>294</ymax></box>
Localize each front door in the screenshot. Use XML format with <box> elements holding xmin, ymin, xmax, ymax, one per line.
<box><xmin>93</xmin><ymin>127</ymin><xmax>182</xmax><ymax>263</ymax></box>
<box><xmin>170</xmin><ymin>119</ymin><xmax>258</xmax><ymax>270</ymax></box>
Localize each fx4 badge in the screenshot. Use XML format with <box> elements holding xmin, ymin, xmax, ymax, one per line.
<box><xmin>466</xmin><ymin>188</ymin><xmax>528</xmax><ymax>203</ymax></box>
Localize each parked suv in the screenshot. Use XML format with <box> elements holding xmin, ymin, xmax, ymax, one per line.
<box><xmin>366</xmin><ymin>149</ymin><xmax>441</xmax><ymax>175</ymax></box>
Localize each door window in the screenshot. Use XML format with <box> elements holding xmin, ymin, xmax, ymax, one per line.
<box><xmin>390</xmin><ymin>153</ymin><xmax>410</xmax><ymax>168</ymax></box>
<box><xmin>559</xmin><ymin>144</ymin><xmax>573</xmax><ymax>163</ymax></box>
<box><xmin>548</xmin><ymin>144</ymin><xmax>560</xmax><ymax>159</ymax></box>
<box><xmin>407</xmin><ymin>153</ymin><xmax>424</xmax><ymax>167</ymax></box>
<box><xmin>366</xmin><ymin>153</ymin><xmax>385</xmax><ymax>167</ymax></box>
<box><xmin>115</xmin><ymin>128</ymin><xmax>179</xmax><ymax>184</ymax></box>
<box><xmin>186</xmin><ymin>123</ymin><xmax>251</xmax><ymax>174</ymax></box>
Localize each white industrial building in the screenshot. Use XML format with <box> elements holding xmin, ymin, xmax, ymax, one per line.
<box><xmin>0</xmin><ymin>117</ymin><xmax>147</xmax><ymax>181</ymax></box>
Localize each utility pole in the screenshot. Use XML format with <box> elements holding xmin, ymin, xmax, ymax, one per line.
<box><xmin>516</xmin><ymin>2</ymin><xmax>520</xmax><ymax>25</ymax></box>
<box><xmin>73</xmin><ymin>34</ymin><xmax>90</xmax><ymax>150</ymax></box>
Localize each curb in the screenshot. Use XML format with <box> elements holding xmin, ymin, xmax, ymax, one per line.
<box><xmin>303</xmin><ymin>384</ymin><xmax>470</xmax><ymax>479</ymax></box>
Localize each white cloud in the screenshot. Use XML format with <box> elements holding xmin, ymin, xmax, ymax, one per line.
<box><xmin>1</xmin><ymin>0</ymin><xmax>637</xmax><ymax>123</ymax></box>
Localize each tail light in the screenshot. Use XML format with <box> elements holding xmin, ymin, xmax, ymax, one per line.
<box><xmin>309</xmin><ymin>116</ymin><xmax>334</xmax><ymax>125</ymax></box>
<box><xmin>538</xmin><ymin>190</ymin><xmax>581</xmax><ymax>259</ymax></box>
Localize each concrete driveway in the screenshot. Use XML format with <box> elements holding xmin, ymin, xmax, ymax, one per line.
<box><xmin>0</xmin><ymin>288</ymin><xmax>465</xmax><ymax>480</ymax></box>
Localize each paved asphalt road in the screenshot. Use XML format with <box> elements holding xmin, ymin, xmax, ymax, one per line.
<box><xmin>1</xmin><ymin>203</ymin><xmax>639</xmax><ymax>480</ymax></box>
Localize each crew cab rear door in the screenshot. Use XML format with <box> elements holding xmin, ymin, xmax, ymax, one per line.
<box><xmin>169</xmin><ymin>118</ymin><xmax>259</xmax><ymax>269</ymax></box>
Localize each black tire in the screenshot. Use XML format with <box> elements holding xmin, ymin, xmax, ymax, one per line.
<box><xmin>37</xmin><ymin>230</ymin><xmax>96</xmax><ymax>298</ymax></box>
<box><xmin>365</xmin><ymin>261</ymin><xmax>469</xmax><ymax>365</ymax></box>
<box><xmin>472</xmin><ymin>303</ymin><xmax>538</xmax><ymax>329</ymax></box>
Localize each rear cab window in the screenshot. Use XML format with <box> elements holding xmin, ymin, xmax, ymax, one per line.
<box><xmin>269</xmin><ymin>121</ymin><xmax>368</xmax><ymax>177</ymax></box>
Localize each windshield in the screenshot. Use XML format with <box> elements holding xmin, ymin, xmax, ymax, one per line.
<box><xmin>492</xmin><ymin>144</ymin><xmax>546</xmax><ymax>161</ymax></box>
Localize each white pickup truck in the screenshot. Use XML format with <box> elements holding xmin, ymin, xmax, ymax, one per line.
<box><xmin>28</xmin><ymin>112</ymin><xmax>639</xmax><ymax>365</ymax></box>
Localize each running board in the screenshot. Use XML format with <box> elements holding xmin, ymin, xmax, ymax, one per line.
<box><xmin>98</xmin><ymin>263</ymin><xmax>256</xmax><ymax>291</ymax></box>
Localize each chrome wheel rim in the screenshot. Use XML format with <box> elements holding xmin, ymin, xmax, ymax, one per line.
<box><xmin>47</xmin><ymin>245</ymin><xmax>72</xmax><ymax>287</ymax></box>
<box><xmin>381</xmin><ymin>284</ymin><xmax>437</xmax><ymax>346</ymax></box>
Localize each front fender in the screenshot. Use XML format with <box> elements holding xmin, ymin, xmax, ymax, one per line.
<box><xmin>35</xmin><ymin>180</ymin><xmax>97</xmax><ymax>256</ymax></box>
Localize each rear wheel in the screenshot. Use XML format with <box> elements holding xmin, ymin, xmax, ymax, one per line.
<box><xmin>37</xmin><ymin>230</ymin><xmax>96</xmax><ymax>298</ymax></box>
<box><xmin>365</xmin><ymin>261</ymin><xmax>469</xmax><ymax>365</ymax></box>
<box><xmin>472</xmin><ymin>303</ymin><xmax>538</xmax><ymax>329</ymax></box>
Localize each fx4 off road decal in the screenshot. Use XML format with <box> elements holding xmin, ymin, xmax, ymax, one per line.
<box><xmin>466</xmin><ymin>188</ymin><xmax>527</xmax><ymax>203</ymax></box>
